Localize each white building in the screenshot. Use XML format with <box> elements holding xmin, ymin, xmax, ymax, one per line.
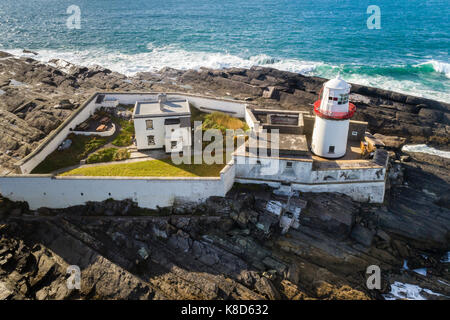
<box><xmin>233</xmin><ymin>76</ymin><xmax>389</xmax><ymax>203</ymax></box>
<box><xmin>311</xmin><ymin>75</ymin><xmax>356</xmax><ymax>158</ymax></box>
<box><xmin>0</xmin><ymin>89</ymin><xmax>389</xmax><ymax>212</ymax></box>
<box><xmin>132</xmin><ymin>94</ymin><xmax>192</xmax><ymax>153</ymax></box>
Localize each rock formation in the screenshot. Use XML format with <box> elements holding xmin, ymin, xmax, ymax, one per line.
<box><xmin>0</xmin><ymin>51</ymin><xmax>448</xmax><ymax>300</ymax></box>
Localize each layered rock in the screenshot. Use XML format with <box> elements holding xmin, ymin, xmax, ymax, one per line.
<box><xmin>0</xmin><ymin>51</ymin><xmax>449</xmax><ymax>300</ymax></box>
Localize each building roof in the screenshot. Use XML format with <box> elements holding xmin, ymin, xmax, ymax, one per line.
<box><xmin>324</xmin><ymin>75</ymin><xmax>351</xmax><ymax>90</ymax></box>
<box><xmin>133</xmin><ymin>98</ymin><xmax>190</xmax><ymax>118</ymax></box>
<box><xmin>246</xmin><ymin>132</ymin><xmax>309</xmax><ymax>156</ymax></box>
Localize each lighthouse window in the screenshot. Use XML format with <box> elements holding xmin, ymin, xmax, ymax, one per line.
<box><xmin>328</xmin><ymin>146</ymin><xmax>335</xmax><ymax>154</ymax></box>
<box><xmin>337</xmin><ymin>94</ymin><xmax>349</xmax><ymax>105</ymax></box>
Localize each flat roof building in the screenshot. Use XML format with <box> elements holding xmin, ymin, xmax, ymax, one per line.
<box><xmin>132</xmin><ymin>94</ymin><xmax>192</xmax><ymax>153</ymax></box>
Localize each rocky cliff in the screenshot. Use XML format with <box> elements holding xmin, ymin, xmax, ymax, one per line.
<box><xmin>0</xmin><ymin>51</ymin><xmax>448</xmax><ymax>300</ymax></box>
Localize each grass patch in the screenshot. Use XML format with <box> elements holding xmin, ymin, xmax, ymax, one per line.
<box><xmin>86</xmin><ymin>148</ymin><xmax>130</xmax><ymax>164</ymax></box>
<box><xmin>32</xmin><ymin>134</ymin><xmax>108</xmax><ymax>173</ymax></box>
<box><xmin>112</xmin><ymin>118</ymin><xmax>135</xmax><ymax>147</ymax></box>
<box><xmin>190</xmin><ymin>105</ymin><xmax>209</xmax><ymax>126</ymax></box>
<box><xmin>203</xmin><ymin>112</ymin><xmax>249</xmax><ymax>134</ymax></box>
<box><xmin>60</xmin><ymin>157</ymin><xmax>225</xmax><ymax>177</ymax></box>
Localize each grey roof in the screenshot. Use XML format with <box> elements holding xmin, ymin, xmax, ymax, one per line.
<box><xmin>133</xmin><ymin>98</ymin><xmax>190</xmax><ymax>118</ymax></box>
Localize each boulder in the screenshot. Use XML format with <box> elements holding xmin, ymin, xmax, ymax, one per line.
<box><xmin>262</xmin><ymin>86</ymin><xmax>278</xmax><ymax>99</ymax></box>
<box><xmin>373</xmin><ymin>134</ymin><xmax>406</xmax><ymax>149</ymax></box>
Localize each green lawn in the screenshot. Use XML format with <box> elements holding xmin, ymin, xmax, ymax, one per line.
<box><xmin>190</xmin><ymin>107</ymin><xmax>249</xmax><ymax>134</ymax></box>
<box><xmin>112</xmin><ymin>117</ymin><xmax>135</xmax><ymax>147</ymax></box>
<box><xmin>60</xmin><ymin>157</ymin><xmax>225</xmax><ymax>177</ymax></box>
<box><xmin>202</xmin><ymin>111</ymin><xmax>249</xmax><ymax>134</ymax></box>
<box><xmin>32</xmin><ymin>134</ymin><xmax>108</xmax><ymax>173</ymax></box>
<box><xmin>86</xmin><ymin>148</ymin><xmax>130</xmax><ymax>164</ymax></box>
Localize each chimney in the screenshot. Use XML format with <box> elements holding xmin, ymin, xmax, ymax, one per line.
<box><xmin>158</xmin><ymin>93</ymin><xmax>167</xmax><ymax>111</ymax></box>
<box><xmin>158</xmin><ymin>93</ymin><xmax>167</xmax><ymax>103</ymax></box>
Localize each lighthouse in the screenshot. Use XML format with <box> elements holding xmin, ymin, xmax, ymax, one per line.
<box><xmin>311</xmin><ymin>75</ymin><xmax>356</xmax><ymax>158</ymax></box>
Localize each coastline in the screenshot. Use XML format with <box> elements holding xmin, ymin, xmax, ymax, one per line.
<box><xmin>0</xmin><ymin>49</ymin><xmax>449</xmax><ymax>173</ymax></box>
<box><xmin>3</xmin><ymin>48</ymin><xmax>450</xmax><ymax>104</ymax></box>
<box><xmin>0</xmin><ymin>50</ymin><xmax>448</xmax><ymax>300</ymax></box>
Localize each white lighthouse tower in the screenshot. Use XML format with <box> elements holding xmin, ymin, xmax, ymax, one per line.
<box><xmin>311</xmin><ymin>75</ymin><xmax>356</xmax><ymax>158</ymax></box>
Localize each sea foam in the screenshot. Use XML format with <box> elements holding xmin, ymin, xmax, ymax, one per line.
<box><xmin>402</xmin><ymin>144</ymin><xmax>450</xmax><ymax>159</ymax></box>
<box><xmin>4</xmin><ymin>47</ymin><xmax>450</xmax><ymax>103</ymax></box>
<box><xmin>417</xmin><ymin>60</ymin><xmax>450</xmax><ymax>78</ymax></box>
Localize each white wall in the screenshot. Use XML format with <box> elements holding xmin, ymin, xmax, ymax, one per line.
<box><xmin>134</xmin><ymin>116</ymin><xmax>167</xmax><ymax>150</ymax></box>
<box><xmin>134</xmin><ymin>117</ymin><xmax>191</xmax><ymax>151</ymax></box>
<box><xmin>16</xmin><ymin>92</ymin><xmax>247</xmax><ymax>174</ymax></box>
<box><xmin>291</xmin><ymin>181</ymin><xmax>386</xmax><ymax>203</ymax></box>
<box><xmin>233</xmin><ymin>154</ymin><xmax>386</xmax><ymax>203</ymax></box>
<box><xmin>235</xmin><ymin>178</ymin><xmax>385</xmax><ymax>203</ymax></box>
<box><xmin>244</xmin><ymin>107</ymin><xmax>261</xmax><ymax>132</ymax></box>
<box><xmin>311</xmin><ymin>116</ymin><xmax>350</xmax><ymax>158</ymax></box>
<box><xmin>0</xmin><ymin>168</ymin><xmax>236</xmax><ymax>210</ymax></box>
<box><xmin>17</xmin><ymin>95</ymin><xmax>100</xmax><ymax>174</ymax></box>
<box><xmin>72</xmin><ymin>123</ymin><xmax>116</xmax><ymax>137</ymax></box>
<box><xmin>97</xmin><ymin>93</ymin><xmax>247</xmax><ymax>117</ymax></box>
<box><xmin>220</xmin><ymin>161</ymin><xmax>236</xmax><ymax>193</ymax></box>
<box><xmin>170</xmin><ymin>94</ymin><xmax>247</xmax><ymax>117</ymax></box>
<box><xmin>234</xmin><ymin>154</ymin><xmax>385</xmax><ymax>184</ymax></box>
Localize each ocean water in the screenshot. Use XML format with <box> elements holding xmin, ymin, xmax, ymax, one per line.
<box><xmin>0</xmin><ymin>0</ymin><xmax>449</xmax><ymax>102</ymax></box>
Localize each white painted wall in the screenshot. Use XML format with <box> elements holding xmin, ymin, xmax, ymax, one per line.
<box><xmin>16</xmin><ymin>92</ymin><xmax>247</xmax><ymax>173</ymax></box>
<box><xmin>233</xmin><ymin>154</ymin><xmax>386</xmax><ymax>203</ymax></box>
<box><xmin>220</xmin><ymin>161</ymin><xmax>236</xmax><ymax>193</ymax></box>
<box><xmin>235</xmin><ymin>178</ymin><xmax>385</xmax><ymax>203</ymax></box>
<box><xmin>170</xmin><ymin>94</ymin><xmax>247</xmax><ymax>117</ymax></box>
<box><xmin>311</xmin><ymin>116</ymin><xmax>350</xmax><ymax>158</ymax></box>
<box><xmin>291</xmin><ymin>181</ymin><xmax>385</xmax><ymax>203</ymax></box>
<box><xmin>0</xmin><ymin>168</ymin><xmax>236</xmax><ymax>210</ymax></box>
<box><xmin>97</xmin><ymin>93</ymin><xmax>247</xmax><ymax>117</ymax></box>
<box><xmin>72</xmin><ymin>123</ymin><xmax>116</xmax><ymax>137</ymax></box>
<box><xmin>234</xmin><ymin>155</ymin><xmax>384</xmax><ymax>183</ymax></box>
<box><xmin>18</xmin><ymin>95</ymin><xmax>99</xmax><ymax>174</ymax></box>
<box><xmin>244</xmin><ymin>107</ymin><xmax>261</xmax><ymax>132</ymax></box>
<box><xmin>134</xmin><ymin>116</ymin><xmax>191</xmax><ymax>151</ymax></box>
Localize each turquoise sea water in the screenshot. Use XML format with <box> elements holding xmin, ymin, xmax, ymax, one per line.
<box><xmin>0</xmin><ymin>0</ymin><xmax>449</xmax><ymax>102</ymax></box>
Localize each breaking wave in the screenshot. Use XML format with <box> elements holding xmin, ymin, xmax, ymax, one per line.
<box><xmin>417</xmin><ymin>60</ymin><xmax>450</xmax><ymax>78</ymax></box>
<box><xmin>402</xmin><ymin>144</ymin><xmax>450</xmax><ymax>159</ymax></box>
<box><xmin>4</xmin><ymin>46</ymin><xmax>450</xmax><ymax>103</ymax></box>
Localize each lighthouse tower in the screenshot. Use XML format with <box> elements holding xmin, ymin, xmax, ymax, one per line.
<box><xmin>311</xmin><ymin>75</ymin><xmax>356</xmax><ymax>158</ymax></box>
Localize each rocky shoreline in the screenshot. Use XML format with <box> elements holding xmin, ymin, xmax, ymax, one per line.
<box><xmin>0</xmin><ymin>51</ymin><xmax>449</xmax><ymax>300</ymax></box>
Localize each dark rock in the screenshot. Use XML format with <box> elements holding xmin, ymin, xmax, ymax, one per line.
<box><xmin>300</xmin><ymin>193</ymin><xmax>356</xmax><ymax>239</ymax></box>
<box><xmin>23</xmin><ymin>49</ymin><xmax>38</xmax><ymax>55</ymax></box>
<box><xmin>262</xmin><ymin>86</ymin><xmax>278</xmax><ymax>99</ymax></box>
<box><xmin>400</xmin><ymin>155</ymin><xmax>411</xmax><ymax>162</ymax></box>
<box><xmin>0</xmin><ymin>51</ymin><xmax>13</xmax><ymax>58</ymax></box>
<box><xmin>418</xmin><ymin>108</ymin><xmax>442</xmax><ymax>123</ymax></box>
<box><xmin>254</xmin><ymin>277</ymin><xmax>280</xmax><ymax>300</ymax></box>
<box><xmin>351</xmin><ymin>225</ymin><xmax>374</xmax><ymax>247</ymax></box>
